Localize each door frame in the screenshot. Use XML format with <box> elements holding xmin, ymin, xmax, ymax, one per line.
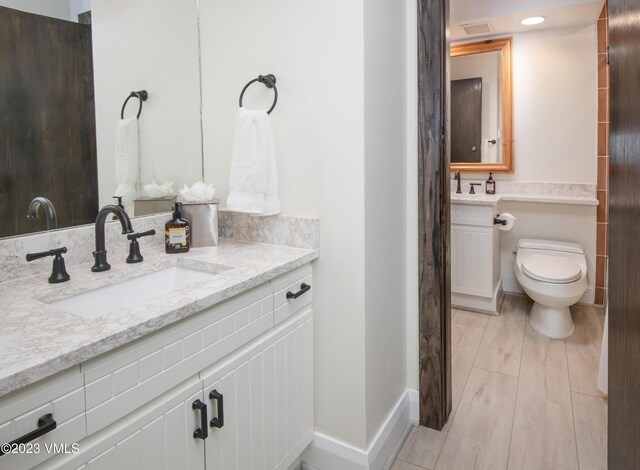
<box><xmin>608</xmin><ymin>0</ymin><xmax>640</xmax><ymax>466</ymax></box>
<box><xmin>417</xmin><ymin>0</ymin><xmax>452</xmax><ymax>430</ymax></box>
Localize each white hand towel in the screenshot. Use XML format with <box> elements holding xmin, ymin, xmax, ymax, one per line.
<box><xmin>227</xmin><ymin>107</ymin><xmax>280</xmax><ymax>215</ymax></box>
<box><xmin>114</xmin><ymin>117</ymin><xmax>139</xmax><ymax>205</ymax></box>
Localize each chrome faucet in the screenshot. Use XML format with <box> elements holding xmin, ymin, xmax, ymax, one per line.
<box><xmin>27</xmin><ymin>197</ymin><xmax>58</xmax><ymax>230</ymax></box>
<box><xmin>92</xmin><ymin>204</ymin><xmax>134</xmax><ymax>272</ymax></box>
<box><xmin>454</xmin><ymin>170</ymin><xmax>462</xmax><ymax>194</ymax></box>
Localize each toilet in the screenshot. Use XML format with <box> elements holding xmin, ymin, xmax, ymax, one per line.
<box><xmin>513</xmin><ymin>239</ymin><xmax>588</xmax><ymax>339</ymax></box>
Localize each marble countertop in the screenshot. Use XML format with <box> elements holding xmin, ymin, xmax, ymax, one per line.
<box><xmin>451</xmin><ymin>192</ymin><xmax>599</xmax><ymax>206</ymax></box>
<box><xmin>0</xmin><ymin>239</ymin><xmax>319</xmax><ymax>397</ymax></box>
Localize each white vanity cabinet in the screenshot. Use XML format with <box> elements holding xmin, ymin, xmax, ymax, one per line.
<box><xmin>451</xmin><ymin>202</ymin><xmax>503</xmax><ymax>314</ymax></box>
<box><xmin>4</xmin><ymin>264</ymin><xmax>314</xmax><ymax>470</ymax></box>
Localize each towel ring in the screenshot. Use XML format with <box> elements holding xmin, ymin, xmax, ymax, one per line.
<box><xmin>238</xmin><ymin>74</ymin><xmax>278</xmax><ymax>114</ymax></box>
<box><xmin>121</xmin><ymin>90</ymin><xmax>148</xmax><ymax>119</ymax></box>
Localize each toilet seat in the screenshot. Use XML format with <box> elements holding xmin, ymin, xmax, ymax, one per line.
<box><xmin>521</xmin><ymin>254</ymin><xmax>582</xmax><ymax>284</ymax></box>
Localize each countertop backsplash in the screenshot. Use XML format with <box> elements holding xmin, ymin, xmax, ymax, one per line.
<box><xmin>451</xmin><ymin>180</ymin><xmax>596</xmax><ymax>198</ymax></box>
<box><xmin>0</xmin><ymin>210</ymin><xmax>320</xmax><ymax>283</ymax></box>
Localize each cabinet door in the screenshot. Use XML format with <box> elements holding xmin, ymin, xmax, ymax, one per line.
<box><xmin>451</xmin><ymin>224</ymin><xmax>495</xmax><ymax>298</ymax></box>
<box><xmin>204</xmin><ymin>313</ymin><xmax>313</xmax><ymax>470</ymax></box>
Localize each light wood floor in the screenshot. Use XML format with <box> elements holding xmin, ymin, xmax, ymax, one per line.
<box><xmin>394</xmin><ymin>295</ymin><xmax>607</xmax><ymax>470</ymax></box>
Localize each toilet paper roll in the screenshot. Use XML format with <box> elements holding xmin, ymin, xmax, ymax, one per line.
<box><xmin>496</xmin><ymin>213</ymin><xmax>517</xmax><ymax>231</ymax></box>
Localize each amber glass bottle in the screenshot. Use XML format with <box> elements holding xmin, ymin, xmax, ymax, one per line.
<box><xmin>165</xmin><ymin>203</ymin><xmax>190</xmax><ymax>254</ymax></box>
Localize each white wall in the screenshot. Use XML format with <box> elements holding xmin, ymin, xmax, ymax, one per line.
<box><xmin>92</xmin><ymin>0</ymin><xmax>203</xmax><ymax>211</ymax></box>
<box><xmin>512</xmin><ymin>26</ymin><xmax>597</xmax><ymax>183</ymax></box>
<box><xmin>200</xmin><ymin>0</ymin><xmax>408</xmax><ymax>452</ymax></box>
<box><xmin>363</xmin><ymin>0</ymin><xmax>408</xmax><ymax>444</ymax></box>
<box><xmin>0</xmin><ymin>0</ymin><xmax>71</xmax><ymax>21</ymax></box>
<box><xmin>199</xmin><ymin>0</ymin><xmax>369</xmax><ymax>449</ymax></box>
<box><xmin>69</xmin><ymin>0</ymin><xmax>91</xmax><ymax>20</ymax></box>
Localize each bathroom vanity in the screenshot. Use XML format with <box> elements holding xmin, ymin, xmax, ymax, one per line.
<box><xmin>0</xmin><ymin>230</ymin><xmax>318</xmax><ymax>470</ymax></box>
<box><xmin>451</xmin><ymin>198</ymin><xmax>503</xmax><ymax>314</ymax></box>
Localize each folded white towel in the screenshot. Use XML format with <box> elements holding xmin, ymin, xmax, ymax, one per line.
<box><xmin>227</xmin><ymin>107</ymin><xmax>280</xmax><ymax>215</ymax></box>
<box><xmin>114</xmin><ymin>117</ymin><xmax>139</xmax><ymax>208</ymax></box>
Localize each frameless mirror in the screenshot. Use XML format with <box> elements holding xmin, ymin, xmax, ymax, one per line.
<box><xmin>0</xmin><ymin>0</ymin><xmax>203</xmax><ymax>239</ymax></box>
<box><xmin>450</xmin><ymin>37</ymin><xmax>514</xmax><ymax>173</ymax></box>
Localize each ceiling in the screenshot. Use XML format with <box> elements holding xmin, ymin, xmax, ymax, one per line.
<box><xmin>451</xmin><ymin>0</ymin><xmax>604</xmax><ymax>41</ymax></box>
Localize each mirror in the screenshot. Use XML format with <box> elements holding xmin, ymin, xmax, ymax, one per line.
<box><xmin>450</xmin><ymin>37</ymin><xmax>513</xmax><ymax>173</ymax></box>
<box><xmin>0</xmin><ymin>0</ymin><xmax>203</xmax><ymax>239</ymax></box>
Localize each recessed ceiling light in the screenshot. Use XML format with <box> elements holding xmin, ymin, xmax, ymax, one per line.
<box><xmin>521</xmin><ymin>16</ymin><xmax>546</xmax><ymax>25</ymax></box>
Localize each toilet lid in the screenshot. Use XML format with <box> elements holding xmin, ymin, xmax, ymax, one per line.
<box><xmin>521</xmin><ymin>254</ymin><xmax>582</xmax><ymax>284</ymax></box>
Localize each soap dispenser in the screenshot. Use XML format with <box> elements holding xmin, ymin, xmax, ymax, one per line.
<box><xmin>165</xmin><ymin>203</ymin><xmax>190</xmax><ymax>254</ymax></box>
<box><xmin>486</xmin><ymin>172</ymin><xmax>496</xmax><ymax>195</ymax></box>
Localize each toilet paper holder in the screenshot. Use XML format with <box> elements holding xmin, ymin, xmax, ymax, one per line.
<box><xmin>494</xmin><ymin>215</ymin><xmax>508</xmax><ymax>225</ymax></box>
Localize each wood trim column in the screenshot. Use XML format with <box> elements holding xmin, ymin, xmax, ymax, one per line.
<box><xmin>609</xmin><ymin>0</ymin><xmax>640</xmax><ymax>466</ymax></box>
<box><xmin>417</xmin><ymin>0</ymin><xmax>452</xmax><ymax>430</ymax></box>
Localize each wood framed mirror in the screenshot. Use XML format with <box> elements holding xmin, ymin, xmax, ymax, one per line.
<box><xmin>450</xmin><ymin>37</ymin><xmax>513</xmax><ymax>173</ymax></box>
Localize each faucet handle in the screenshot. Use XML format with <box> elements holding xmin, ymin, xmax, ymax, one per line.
<box><xmin>127</xmin><ymin>229</ymin><xmax>156</xmax><ymax>241</ymax></box>
<box><xmin>126</xmin><ymin>230</ymin><xmax>156</xmax><ymax>264</ymax></box>
<box><xmin>469</xmin><ymin>183</ymin><xmax>482</xmax><ymax>194</ymax></box>
<box><xmin>26</xmin><ymin>248</ymin><xmax>70</xmax><ymax>283</ymax></box>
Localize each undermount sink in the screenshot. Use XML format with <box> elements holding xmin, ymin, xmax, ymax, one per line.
<box><xmin>50</xmin><ymin>266</ymin><xmax>225</xmax><ymax>320</ymax></box>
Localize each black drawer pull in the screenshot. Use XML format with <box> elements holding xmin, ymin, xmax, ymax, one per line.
<box><xmin>0</xmin><ymin>414</ymin><xmax>57</xmax><ymax>456</ymax></box>
<box><xmin>209</xmin><ymin>390</ymin><xmax>224</xmax><ymax>428</ymax></box>
<box><xmin>286</xmin><ymin>283</ymin><xmax>311</xmax><ymax>300</ymax></box>
<box><xmin>192</xmin><ymin>400</ymin><xmax>208</xmax><ymax>440</ymax></box>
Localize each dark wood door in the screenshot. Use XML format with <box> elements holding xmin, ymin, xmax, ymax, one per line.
<box><xmin>0</xmin><ymin>6</ymin><xmax>97</xmax><ymax>238</ymax></box>
<box><xmin>609</xmin><ymin>0</ymin><xmax>640</xmax><ymax>467</ymax></box>
<box><xmin>451</xmin><ymin>78</ymin><xmax>482</xmax><ymax>163</ymax></box>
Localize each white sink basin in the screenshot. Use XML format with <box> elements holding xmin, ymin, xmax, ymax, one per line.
<box><xmin>50</xmin><ymin>266</ymin><xmax>222</xmax><ymax>320</ymax></box>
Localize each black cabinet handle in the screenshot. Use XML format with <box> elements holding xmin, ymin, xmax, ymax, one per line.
<box><xmin>209</xmin><ymin>390</ymin><xmax>224</xmax><ymax>428</ymax></box>
<box><xmin>0</xmin><ymin>414</ymin><xmax>57</xmax><ymax>456</ymax></box>
<box><xmin>286</xmin><ymin>283</ymin><xmax>311</xmax><ymax>300</ymax></box>
<box><xmin>192</xmin><ymin>400</ymin><xmax>208</xmax><ymax>440</ymax></box>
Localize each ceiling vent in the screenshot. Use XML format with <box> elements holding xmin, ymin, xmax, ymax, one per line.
<box><xmin>462</xmin><ymin>23</ymin><xmax>491</xmax><ymax>35</ymax></box>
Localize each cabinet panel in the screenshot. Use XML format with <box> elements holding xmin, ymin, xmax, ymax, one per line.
<box><xmin>451</xmin><ymin>224</ymin><xmax>495</xmax><ymax>298</ymax></box>
<box><xmin>204</xmin><ymin>311</ymin><xmax>313</xmax><ymax>470</ymax></box>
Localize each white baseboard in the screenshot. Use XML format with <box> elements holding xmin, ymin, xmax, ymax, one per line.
<box><xmin>301</xmin><ymin>389</ymin><xmax>418</xmax><ymax>470</ymax></box>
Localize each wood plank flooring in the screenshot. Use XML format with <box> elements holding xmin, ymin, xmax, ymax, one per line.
<box><xmin>394</xmin><ymin>295</ymin><xmax>607</xmax><ymax>470</ymax></box>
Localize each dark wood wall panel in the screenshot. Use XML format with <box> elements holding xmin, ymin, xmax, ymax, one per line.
<box><xmin>417</xmin><ymin>0</ymin><xmax>452</xmax><ymax>430</ymax></box>
<box><xmin>0</xmin><ymin>6</ymin><xmax>97</xmax><ymax>238</ymax></box>
<box><xmin>608</xmin><ymin>0</ymin><xmax>640</xmax><ymax>467</ymax></box>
